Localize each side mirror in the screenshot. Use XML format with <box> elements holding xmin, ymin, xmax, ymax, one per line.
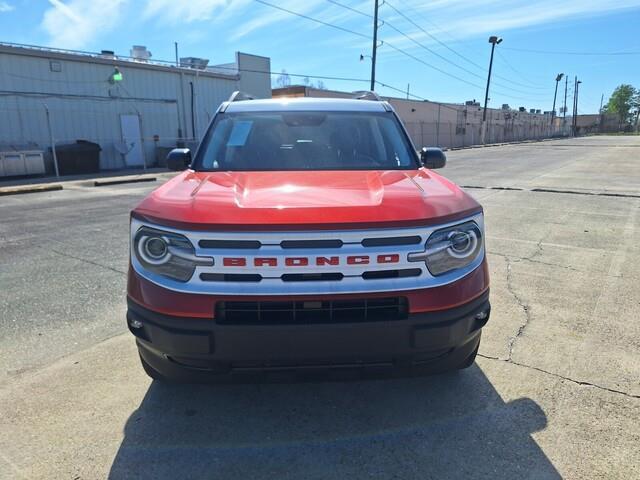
<box><xmin>420</xmin><ymin>147</ymin><xmax>446</xmax><ymax>169</ymax></box>
<box><xmin>166</xmin><ymin>148</ymin><xmax>191</xmax><ymax>171</ymax></box>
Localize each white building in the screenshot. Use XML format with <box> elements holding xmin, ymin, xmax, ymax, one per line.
<box><xmin>272</xmin><ymin>86</ymin><xmax>560</xmax><ymax>149</ymax></box>
<box><xmin>0</xmin><ymin>42</ymin><xmax>271</xmax><ymax>175</ymax></box>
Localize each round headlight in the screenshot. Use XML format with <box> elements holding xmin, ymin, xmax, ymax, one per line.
<box><xmin>448</xmin><ymin>230</ymin><xmax>478</xmax><ymax>258</ymax></box>
<box><xmin>145</xmin><ymin>237</ymin><xmax>168</xmax><ymax>259</ymax></box>
<box><xmin>138</xmin><ymin>235</ymin><xmax>170</xmax><ymax>265</ymax></box>
<box><xmin>408</xmin><ymin>219</ymin><xmax>484</xmax><ymax>276</ymax></box>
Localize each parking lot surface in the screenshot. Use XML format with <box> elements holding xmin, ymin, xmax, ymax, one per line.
<box><xmin>1</xmin><ymin>136</ymin><xmax>639</xmax><ymax>479</ymax></box>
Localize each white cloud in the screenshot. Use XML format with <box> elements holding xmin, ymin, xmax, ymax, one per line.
<box><xmin>384</xmin><ymin>0</ymin><xmax>640</xmax><ymax>46</ymax></box>
<box><xmin>143</xmin><ymin>0</ymin><xmax>251</xmax><ymax>24</ymax></box>
<box><xmin>0</xmin><ymin>1</ymin><xmax>14</xmax><ymax>13</ymax></box>
<box><xmin>41</xmin><ymin>0</ymin><xmax>128</xmax><ymax>49</ymax></box>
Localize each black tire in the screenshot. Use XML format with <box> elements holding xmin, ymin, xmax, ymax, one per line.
<box><xmin>139</xmin><ymin>354</ymin><xmax>172</xmax><ymax>382</ymax></box>
<box><xmin>457</xmin><ymin>340</ymin><xmax>480</xmax><ymax>370</ymax></box>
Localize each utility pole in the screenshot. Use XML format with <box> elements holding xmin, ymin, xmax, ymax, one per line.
<box><xmin>563</xmin><ymin>75</ymin><xmax>568</xmax><ymax>134</ymax></box>
<box><xmin>576</xmin><ymin>80</ymin><xmax>581</xmax><ymax>133</ymax></box>
<box><xmin>481</xmin><ymin>35</ymin><xmax>502</xmax><ymax>144</ymax></box>
<box><xmin>174</xmin><ymin>42</ymin><xmax>179</xmax><ymax>67</ymax></box>
<box><xmin>406</xmin><ymin>83</ymin><xmax>410</xmax><ymax>99</ymax></box>
<box><xmin>370</xmin><ymin>0</ymin><xmax>379</xmax><ymax>91</ymax></box>
<box><xmin>598</xmin><ymin>93</ymin><xmax>605</xmax><ymax>133</ymax></box>
<box><xmin>572</xmin><ymin>76</ymin><xmax>577</xmax><ymax>136</ymax></box>
<box><xmin>599</xmin><ymin>94</ymin><xmax>604</xmax><ymax>113</ymax></box>
<box><xmin>572</xmin><ymin>77</ymin><xmax>582</xmax><ymax>136</ymax></box>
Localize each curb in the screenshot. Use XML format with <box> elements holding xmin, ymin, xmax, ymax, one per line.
<box><xmin>93</xmin><ymin>176</ymin><xmax>157</xmax><ymax>187</ymax></box>
<box><xmin>0</xmin><ymin>184</ymin><xmax>63</xmax><ymax>197</ymax></box>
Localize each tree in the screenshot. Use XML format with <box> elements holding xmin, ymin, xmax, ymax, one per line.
<box><xmin>275</xmin><ymin>69</ymin><xmax>291</xmax><ymax>88</ymax></box>
<box><xmin>316</xmin><ymin>80</ymin><xmax>327</xmax><ymax>90</ymax></box>
<box><xmin>604</xmin><ymin>84</ymin><xmax>638</xmax><ymax>128</ymax></box>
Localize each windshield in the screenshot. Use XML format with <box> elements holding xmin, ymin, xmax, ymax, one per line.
<box><xmin>194</xmin><ymin>111</ymin><xmax>419</xmax><ymax>171</ymax></box>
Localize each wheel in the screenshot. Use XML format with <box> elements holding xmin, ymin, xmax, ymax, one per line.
<box><xmin>139</xmin><ymin>354</ymin><xmax>172</xmax><ymax>382</ymax></box>
<box><xmin>457</xmin><ymin>340</ymin><xmax>480</xmax><ymax>370</ymax></box>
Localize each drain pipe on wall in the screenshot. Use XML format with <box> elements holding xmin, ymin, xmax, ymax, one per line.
<box><xmin>43</xmin><ymin>103</ymin><xmax>60</xmax><ymax>178</ymax></box>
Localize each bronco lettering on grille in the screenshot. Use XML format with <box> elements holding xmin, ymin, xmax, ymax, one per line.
<box><xmin>220</xmin><ymin>255</ymin><xmax>401</xmax><ymax>267</ymax></box>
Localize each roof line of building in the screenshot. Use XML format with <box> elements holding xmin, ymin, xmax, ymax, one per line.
<box><xmin>0</xmin><ymin>42</ymin><xmax>241</xmax><ymax>81</ymax></box>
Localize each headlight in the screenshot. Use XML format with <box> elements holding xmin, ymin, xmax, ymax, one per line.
<box><xmin>408</xmin><ymin>220</ymin><xmax>484</xmax><ymax>276</ymax></box>
<box><xmin>133</xmin><ymin>226</ymin><xmax>213</xmax><ymax>282</ymax></box>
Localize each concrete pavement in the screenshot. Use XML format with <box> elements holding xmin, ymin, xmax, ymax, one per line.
<box><xmin>1</xmin><ymin>136</ymin><xmax>639</xmax><ymax>479</ymax></box>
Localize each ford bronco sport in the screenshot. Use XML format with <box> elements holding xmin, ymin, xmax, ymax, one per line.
<box><xmin>127</xmin><ymin>91</ymin><xmax>490</xmax><ymax>382</ymax></box>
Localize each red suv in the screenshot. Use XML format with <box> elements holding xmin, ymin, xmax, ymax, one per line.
<box><xmin>127</xmin><ymin>92</ymin><xmax>490</xmax><ymax>382</ymax></box>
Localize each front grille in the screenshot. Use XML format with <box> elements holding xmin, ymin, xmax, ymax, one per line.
<box><xmin>200</xmin><ymin>273</ymin><xmax>262</xmax><ymax>282</ymax></box>
<box><xmin>216</xmin><ymin>297</ymin><xmax>408</xmax><ymax>325</ymax></box>
<box><xmin>280</xmin><ymin>239</ymin><xmax>344</xmax><ymax>249</ymax></box>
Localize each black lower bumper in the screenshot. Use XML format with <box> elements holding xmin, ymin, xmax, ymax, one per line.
<box><xmin>127</xmin><ymin>291</ymin><xmax>490</xmax><ymax>382</ymax></box>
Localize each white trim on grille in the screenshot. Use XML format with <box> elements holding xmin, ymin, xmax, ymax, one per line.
<box><xmin>130</xmin><ymin>213</ymin><xmax>484</xmax><ymax>295</ymax></box>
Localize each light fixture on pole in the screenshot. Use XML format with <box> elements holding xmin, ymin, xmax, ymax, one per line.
<box><xmin>481</xmin><ymin>35</ymin><xmax>502</xmax><ymax>144</ymax></box>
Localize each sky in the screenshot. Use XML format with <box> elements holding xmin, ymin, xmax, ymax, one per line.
<box><xmin>1</xmin><ymin>0</ymin><xmax>639</xmax><ymax>113</ymax></box>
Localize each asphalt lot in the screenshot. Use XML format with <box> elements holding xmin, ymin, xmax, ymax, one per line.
<box><xmin>1</xmin><ymin>135</ymin><xmax>639</xmax><ymax>479</ymax></box>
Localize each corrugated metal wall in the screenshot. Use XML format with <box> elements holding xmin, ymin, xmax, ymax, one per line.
<box><xmin>0</xmin><ymin>46</ymin><xmax>271</xmax><ymax>172</ymax></box>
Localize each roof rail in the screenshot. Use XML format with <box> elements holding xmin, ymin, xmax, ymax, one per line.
<box><xmin>227</xmin><ymin>91</ymin><xmax>255</xmax><ymax>102</ymax></box>
<box><xmin>352</xmin><ymin>91</ymin><xmax>382</xmax><ymax>101</ymax></box>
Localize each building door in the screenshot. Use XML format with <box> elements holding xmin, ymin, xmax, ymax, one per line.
<box><xmin>120</xmin><ymin>114</ymin><xmax>144</xmax><ymax>167</ymax></box>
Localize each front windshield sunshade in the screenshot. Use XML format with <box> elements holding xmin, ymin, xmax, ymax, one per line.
<box><xmin>196</xmin><ymin>111</ymin><xmax>418</xmax><ymax>171</ymax></box>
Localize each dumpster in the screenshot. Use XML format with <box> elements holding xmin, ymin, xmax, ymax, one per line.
<box><xmin>54</xmin><ymin>140</ymin><xmax>101</xmax><ymax>175</ymax></box>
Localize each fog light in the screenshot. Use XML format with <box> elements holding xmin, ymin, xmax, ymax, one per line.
<box><xmin>129</xmin><ymin>318</ymin><xmax>143</xmax><ymax>329</ymax></box>
<box><xmin>475</xmin><ymin>310</ymin><xmax>489</xmax><ymax>321</ymax></box>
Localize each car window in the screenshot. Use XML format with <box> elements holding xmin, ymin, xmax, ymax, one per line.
<box><xmin>196</xmin><ymin>111</ymin><xmax>418</xmax><ymax>171</ymax></box>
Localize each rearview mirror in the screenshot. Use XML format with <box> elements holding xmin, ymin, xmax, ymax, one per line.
<box><xmin>166</xmin><ymin>148</ymin><xmax>191</xmax><ymax>171</ymax></box>
<box><xmin>420</xmin><ymin>147</ymin><xmax>446</xmax><ymax>169</ymax></box>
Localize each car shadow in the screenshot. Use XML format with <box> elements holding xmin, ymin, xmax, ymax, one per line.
<box><xmin>109</xmin><ymin>366</ymin><xmax>560</xmax><ymax>479</ymax></box>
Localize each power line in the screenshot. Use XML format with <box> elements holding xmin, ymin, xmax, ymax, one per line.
<box><xmin>502</xmin><ymin>46</ymin><xmax>640</xmax><ymax>56</ymax></box>
<box><xmin>325</xmin><ymin>0</ymin><xmax>493</xmax><ymax>90</ymax></box>
<box><xmin>253</xmin><ymin>0</ymin><xmax>548</xmax><ymax>104</ymax></box>
<box><xmin>253</xmin><ymin>0</ymin><xmax>481</xmax><ymax>93</ymax></box>
<box><xmin>380</xmin><ymin>18</ymin><xmax>550</xmax><ymax>97</ymax></box>
<box><xmin>325</xmin><ymin>0</ymin><xmax>372</xmax><ymax>18</ymax></box>
<box><xmin>382</xmin><ymin>42</ymin><xmax>485</xmax><ymax>91</ymax></box>
<box><xmin>385</xmin><ymin>0</ymin><xmax>550</xmax><ymax>91</ymax></box>
<box><xmin>496</xmin><ymin>50</ymin><xmax>552</xmax><ymax>86</ymax></box>
<box><xmin>253</xmin><ymin>0</ymin><xmax>370</xmax><ymax>39</ymax></box>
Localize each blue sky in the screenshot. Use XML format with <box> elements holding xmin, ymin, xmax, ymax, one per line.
<box><xmin>1</xmin><ymin>0</ymin><xmax>639</xmax><ymax>113</ymax></box>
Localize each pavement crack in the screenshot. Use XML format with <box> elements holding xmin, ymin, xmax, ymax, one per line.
<box><xmin>49</xmin><ymin>248</ymin><xmax>126</xmax><ymax>276</ymax></box>
<box><xmin>462</xmin><ymin>184</ymin><xmax>640</xmax><ymax>199</ymax></box>
<box><xmin>477</xmin><ymin>353</ymin><xmax>640</xmax><ymax>400</ymax></box>
<box><xmin>503</xmin><ymin>255</ymin><xmax>532</xmax><ymax>362</ymax></box>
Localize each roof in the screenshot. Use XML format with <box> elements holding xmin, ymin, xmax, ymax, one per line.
<box><xmin>0</xmin><ymin>42</ymin><xmax>240</xmax><ymax>81</ymax></box>
<box><xmin>224</xmin><ymin>97</ymin><xmax>391</xmax><ymax>113</ymax></box>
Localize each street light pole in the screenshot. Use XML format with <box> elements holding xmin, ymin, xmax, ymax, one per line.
<box><xmin>481</xmin><ymin>35</ymin><xmax>502</xmax><ymax>144</ymax></box>
<box><xmin>563</xmin><ymin>74</ymin><xmax>568</xmax><ymax>134</ymax></box>
<box><xmin>575</xmin><ymin>79</ymin><xmax>582</xmax><ymax>136</ymax></box>
<box><xmin>370</xmin><ymin>0</ymin><xmax>379</xmax><ymax>91</ymax></box>
<box><xmin>551</xmin><ymin>73</ymin><xmax>564</xmax><ymax>134</ymax></box>
<box><xmin>572</xmin><ymin>77</ymin><xmax>582</xmax><ymax>136</ymax></box>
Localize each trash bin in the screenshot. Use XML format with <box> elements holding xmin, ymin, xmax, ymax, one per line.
<box><xmin>54</xmin><ymin>140</ymin><xmax>101</xmax><ymax>175</ymax></box>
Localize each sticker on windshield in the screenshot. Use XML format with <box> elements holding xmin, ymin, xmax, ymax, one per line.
<box><xmin>227</xmin><ymin>121</ymin><xmax>253</xmax><ymax>147</ymax></box>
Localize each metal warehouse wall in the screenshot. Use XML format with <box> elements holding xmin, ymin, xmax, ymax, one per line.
<box><xmin>0</xmin><ymin>45</ymin><xmax>271</xmax><ymax>172</ymax></box>
<box><xmin>273</xmin><ymin>86</ymin><xmax>568</xmax><ymax>149</ymax></box>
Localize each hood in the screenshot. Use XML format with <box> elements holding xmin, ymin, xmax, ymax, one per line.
<box><xmin>133</xmin><ymin>169</ymin><xmax>481</xmax><ymax>230</ymax></box>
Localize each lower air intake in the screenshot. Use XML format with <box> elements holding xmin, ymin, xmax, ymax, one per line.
<box><xmin>216</xmin><ymin>297</ymin><xmax>408</xmax><ymax>325</ymax></box>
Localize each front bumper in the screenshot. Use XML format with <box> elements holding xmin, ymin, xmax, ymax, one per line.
<box><xmin>128</xmin><ymin>290</ymin><xmax>490</xmax><ymax>382</ymax></box>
